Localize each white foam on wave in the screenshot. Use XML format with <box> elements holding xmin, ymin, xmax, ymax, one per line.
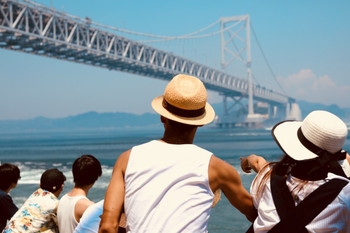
<box><xmin>93</xmin><ymin>180</ymin><xmax>110</xmax><ymax>189</ymax></box>
<box><xmin>102</xmin><ymin>165</ymin><xmax>113</xmax><ymax>176</ymax></box>
<box><xmin>12</xmin><ymin>196</ymin><xmax>28</xmax><ymax>206</ymax></box>
<box><xmin>19</xmin><ymin>180</ymin><xmax>40</xmax><ymax>184</ymax></box>
<box><xmin>53</xmin><ymin>163</ymin><xmax>63</xmax><ymax>167</ymax></box>
<box><xmin>18</xmin><ymin>169</ymin><xmax>44</xmax><ymax>184</ymax></box>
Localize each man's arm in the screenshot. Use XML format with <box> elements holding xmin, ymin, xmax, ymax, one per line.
<box><xmin>208</xmin><ymin>155</ymin><xmax>257</xmax><ymax>222</ymax></box>
<box><xmin>99</xmin><ymin>150</ymin><xmax>130</xmax><ymax>233</ymax></box>
<box><xmin>240</xmin><ymin>154</ymin><xmax>268</xmax><ymax>173</ymax></box>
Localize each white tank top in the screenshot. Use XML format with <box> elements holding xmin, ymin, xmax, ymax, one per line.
<box><xmin>124</xmin><ymin>140</ymin><xmax>214</xmax><ymax>233</ymax></box>
<box><xmin>57</xmin><ymin>194</ymin><xmax>88</xmax><ymax>233</ymax></box>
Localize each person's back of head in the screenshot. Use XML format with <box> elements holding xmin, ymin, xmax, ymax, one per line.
<box><xmin>0</xmin><ymin>163</ymin><xmax>20</xmax><ymax>191</ymax></box>
<box><xmin>40</xmin><ymin>168</ymin><xmax>66</xmax><ymax>195</ymax></box>
<box><xmin>73</xmin><ymin>154</ymin><xmax>102</xmax><ymax>188</ymax></box>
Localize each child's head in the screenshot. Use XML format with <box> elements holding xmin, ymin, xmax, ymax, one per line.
<box><xmin>40</xmin><ymin>168</ymin><xmax>66</xmax><ymax>194</ymax></box>
<box><xmin>73</xmin><ymin>154</ymin><xmax>102</xmax><ymax>188</ymax></box>
<box><xmin>0</xmin><ymin>163</ymin><xmax>20</xmax><ymax>191</ymax></box>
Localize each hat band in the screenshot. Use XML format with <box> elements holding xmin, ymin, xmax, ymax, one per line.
<box><xmin>297</xmin><ymin>127</ymin><xmax>325</xmax><ymax>155</ymax></box>
<box><xmin>162</xmin><ymin>99</ymin><xmax>205</xmax><ymax>118</ymax></box>
<box><xmin>297</xmin><ymin>127</ymin><xmax>344</xmax><ymax>159</ymax></box>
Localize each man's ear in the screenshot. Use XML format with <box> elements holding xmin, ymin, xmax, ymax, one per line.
<box><xmin>160</xmin><ymin>115</ymin><xmax>167</xmax><ymax>123</ymax></box>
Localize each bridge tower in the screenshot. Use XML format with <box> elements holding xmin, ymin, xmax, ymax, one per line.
<box><xmin>218</xmin><ymin>15</ymin><xmax>260</xmax><ymax>127</ymax></box>
<box><xmin>217</xmin><ymin>15</ymin><xmax>301</xmax><ymax>128</ymax></box>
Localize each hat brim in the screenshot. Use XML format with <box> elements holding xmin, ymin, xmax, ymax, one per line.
<box><xmin>151</xmin><ymin>95</ymin><xmax>215</xmax><ymax>126</ymax></box>
<box><xmin>272</xmin><ymin>121</ymin><xmax>318</xmax><ymax>161</ymax></box>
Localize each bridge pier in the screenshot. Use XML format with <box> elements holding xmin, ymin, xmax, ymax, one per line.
<box><xmin>214</xmin><ymin>96</ymin><xmax>301</xmax><ymax>128</ymax></box>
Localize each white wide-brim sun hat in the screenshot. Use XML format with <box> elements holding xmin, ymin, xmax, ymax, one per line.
<box><xmin>272</xmin><ymin>110</ymin><xmax>348</xmax><ymax>161</ymax></box>
<box><xmin>152</xmin><ymin>74</ymin><xmax>215</xmax><ymax>126</ymax></box>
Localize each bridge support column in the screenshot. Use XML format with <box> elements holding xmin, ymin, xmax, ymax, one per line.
<box><xmin>269</xmin><ymin>104</ymin><xmax>276</xmax><ymax>119</ymax></box>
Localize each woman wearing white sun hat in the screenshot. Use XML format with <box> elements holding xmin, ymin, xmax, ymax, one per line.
<box><xmin>241</xmin><ymin>110</ymin><xmax>350</xmax><ymax>233</ymax></box>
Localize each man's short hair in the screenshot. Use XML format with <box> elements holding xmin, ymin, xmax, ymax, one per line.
<box><xmin>0</xmin><ymin>163</ymin><xmax>20</xmax><ymax>190</ymax></box>
<box><xmin>73</xmin><ymin>154</ymin><xmax>102</xmax><ymax>187</ymax></box>
<box><xmin>167</xmin><ymin>118</ymin><xmax>198</xmax><ymax>130</ymax></box>
<box><xmin>40</xmin><ymin>168</ymin><xmax>66</xmax><ymax>193</ymax></box>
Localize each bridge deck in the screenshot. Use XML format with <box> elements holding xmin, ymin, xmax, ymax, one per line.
<box><xmin>0</xmin><ymin>0</ymin><xmax>294</xmax><ymax>106</ymax></box>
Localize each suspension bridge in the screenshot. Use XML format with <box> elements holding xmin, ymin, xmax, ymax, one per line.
<box><xmin>0</xmin><ymin>0</ymin><xmax>301</xmax><ymax>128</ymax></box>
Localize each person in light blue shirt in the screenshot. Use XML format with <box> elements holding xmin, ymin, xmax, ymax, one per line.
<box><xmin>74</xmin><ymin>200</ymin><xmax>126</xmax><ymax>233</ymax></box>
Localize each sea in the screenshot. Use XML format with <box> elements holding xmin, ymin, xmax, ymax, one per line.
<box><xmin>1</xmin><ymin>126</ymin><xmax>349</xmax><ymax>233</ymax></box>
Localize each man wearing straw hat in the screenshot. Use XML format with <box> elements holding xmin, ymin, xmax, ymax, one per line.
<box><xmin>99</xmin><ymin>74</ymin><xmax>257</xmax><ymax>233</ymax></box>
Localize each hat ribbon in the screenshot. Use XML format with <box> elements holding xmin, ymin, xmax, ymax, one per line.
<box><xmin>297</xmin><ymin>127</ymin><xmax>326</xmax><ymax>156</ymax></box>
<box><xmin>162</xmin><ymin>99</ymin><xmax>205</xmax><ymax>117</ymax></box>
<box><xmin>297</xmin><ymin>127</ymin><xmax>346</xmax><ymax>161</ymax></box>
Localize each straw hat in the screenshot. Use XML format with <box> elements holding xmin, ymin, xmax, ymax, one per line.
<box><xmin>272</xmin><ymin>110</ymin><xmax>348</xmax><ymax>161</ymax></box>
<box><xmin>151</xmin><ymin>74</ymin><xmax>215</xmax><ymax>126</ymax></box>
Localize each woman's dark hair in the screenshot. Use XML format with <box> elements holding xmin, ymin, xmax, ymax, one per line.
<box><xmin>73</xmin><ymin>154</ymin><xmax>102</xmax><ymax>188</ymax></box>
<box><xmin>255</xmin><ymin>154</ymin><xmax>333</xmax><ymax>198</ymax></box>
<box><xmin>0</xmin><ymin>163</ymin><xmax>21</xmax><ymax>190</ymax></box>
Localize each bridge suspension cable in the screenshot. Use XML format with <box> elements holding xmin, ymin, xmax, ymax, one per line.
<box><xmin>250</xmin><ymin>23</ymin><xmax>287</xmax><ymax>95</ymax></box>
<box><xmin>140</xmin><ymin>21</ymin><xmax>242</xmax><ymax>43</ymax></box>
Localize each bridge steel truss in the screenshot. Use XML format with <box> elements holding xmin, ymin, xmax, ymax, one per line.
<box><xmin>0</xmin><ymin>0</ymin><xmax>294</xmax><ymax>107</ymax></box>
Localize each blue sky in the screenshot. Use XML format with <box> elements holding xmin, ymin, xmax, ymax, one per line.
<box><xmin>1</xmin><ymin>0</ymin><xmax>350</xmax><ymax>120</ymax></box>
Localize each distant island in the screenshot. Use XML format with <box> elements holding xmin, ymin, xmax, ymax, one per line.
<box><xmin>1</xmin><ymin>100</ymin><xmax>349</xmax><ymax>133</ymax></box>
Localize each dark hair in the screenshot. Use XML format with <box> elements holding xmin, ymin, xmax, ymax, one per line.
<box><xmin>0</xmin><ymin>163</ymin><xmax>21</xmax><ymax>190</ymax></box>
<box><xmin>73</xmin><ymin>154</ymin><xmax>102</xmax><ymax>187</ymax></box>
<box><xmin>40</xmin><ymin>168</ymin><xmax>66</xmax><ymax>193</ymax></box>
<box><xmin>167</xmin><ymin>118</ymin><xmax>197</xmax><ymax>130</ymax></box>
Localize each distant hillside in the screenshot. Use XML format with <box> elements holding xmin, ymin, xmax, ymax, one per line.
<box><xmin>296</xmin><ymin>100</ymin><xmax>350</xmax><ymax>120</ymax></box>
<box><xmin>0</xmin><ymin>111</ymin><xmax>160</xmax><ymax>132</ymax></box>
<box><xmin>1</xmin><ymin>101</ymin><xmax>350</xmax><ymax>133</ymax></box>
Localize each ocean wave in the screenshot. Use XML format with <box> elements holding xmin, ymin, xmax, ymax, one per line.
<box><xmin>53</xmin><ymin>163</ymin><xmax>63</xmax><ymax>167</ymax></box>
<box><xmin>19</xmin><ymin>180</ymin><xmax>40</xmax><ymax>184</ymax></box>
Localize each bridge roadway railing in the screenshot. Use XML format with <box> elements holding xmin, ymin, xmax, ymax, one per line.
<box><xmin>0</xmin><ymin>0</ymin><xmax>294</xmax><ymax>105</ymax></box>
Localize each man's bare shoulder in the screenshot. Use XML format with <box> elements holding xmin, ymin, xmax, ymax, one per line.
<box><xmin>113</xmin><ymin>149</ymin><xmax>132</xmax><ymax>174</ymax></box>
<box><xmin>117</xmin><ymin>149</ymin><xmax>131</xmax><ymax>162</ymax></box>
<box><xmin>208</xmin><ymin>155</ymin><xmax>241</xmax><ymax>190</ymax></box>
<box><xmin>76</xmin><ymin>198</ymin><xmax>94</xmax><ymax>208</ymax></box>
<box><xmin>75</xmin><ymin>198</ymin><xmax>94</xmax><ymax>221</ymax></box>
<box><xmin>209</xmin><ymin>155</ymin><xmax>233</xmax><ymax>171</ymax></box>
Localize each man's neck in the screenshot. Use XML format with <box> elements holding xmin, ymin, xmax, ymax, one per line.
<box><xmin>68</xmin><ymin>185</ymin><xmax>91</xmax><ymax>197</ymax></box>
<box><xmin>0</xmin><ymin>188</ymin><xmax>10</xmax><ymax>194</ymax></box>
<box><xmin>161</xmin><ymin>134</ymin><xmax>194</xmax><ymax>144</ymax></box>
<box><xmin>161</xmin><ymin>117</ymin><xmax>198</xmax><ymax>144</ymax></box>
